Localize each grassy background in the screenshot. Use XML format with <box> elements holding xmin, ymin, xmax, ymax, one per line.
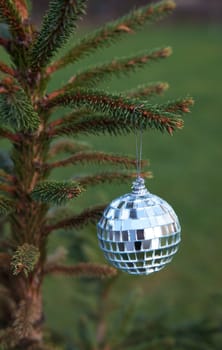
<box><xmin>1</xmin><ymin>18</ymin><xmax>222</xmax><ymax>347</ymax></box>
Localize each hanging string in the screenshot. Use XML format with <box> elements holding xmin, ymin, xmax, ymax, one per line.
<box><xmin>135</xmin><ymin>126</ymin><xmax>143</xmax><ymax>179</ymax></box>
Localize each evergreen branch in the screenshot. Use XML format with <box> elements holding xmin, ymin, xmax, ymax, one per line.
<box><xmin>14</xmin><ymin>0</ymin><xmax>29</xmax><ymax>21</ymax></box>
<box><xmin>125</xmin><ymin>82</ymin><xmax>169</xmax><ymax>98</ymax></box>
<box><xmin>48</xmin><ymin>139</ymin><xmax>91</xmax><ymax>158</ymax></box>
<box><xmin>0</xmin><ymin>183</ymin><xmax>15</xmax><ymax>194</ymax></box>
<box><xmin>41</xmin><ymin>151</ymin><xmax>144</xmax><ymax>171</ymax></box>
<box><xmin>41</xmin><ymin>89</ymin><xmax>184</xmax><ymax>134</ymax></box>
<box><xmin>0</xmin><ymin>126</ymin><xmax>20</xmax><ymax>142</ymax></box>
<box><xmin>44</xmin><ymin>171</ymin><xmax>148</xmax><ymax>228</ymax></box>
<box><xmin>30</xmin><ymin>0</ymin><xmax>87</xmax><ymax>71</ymax></box>
<box><xmin>49</xmin><ymin>114</ymin><xmax>118</xmax><ymax>137</ymax></box>
<box><xmin>0</xmin><ymin>81</ymin><xmax>40</xmax><ymax>131</ymax></box>
<box><xmin>47</xmin><ymin>0</ymin><xmax>176</xmax><ymax>74</ymax></box>
<box><xmin>11</xmin><ymin>243</ymin><xmax>40</xmax><ymax>277</ymax></box>
<box><xmin>0</xmin><ymin>62</ymin><xmax>16</xmax><ymax>76</ymax></box>
<box><xmin>161</xmin><ymin>97</ymin><xmax>194</xmax><ymax>113</ymax></box>
<box><xmin>0</xmin><ymin>196</ymin><xmax>14</xmax><ymax>217</ymax></box>
<box><xmin>0</xmin><ymin>169</ymin><xmax>15</xmax><ymax>183</ymax></box>
<box><xmin>31</xmin><ymin>180</ymin><xmax>83</xmax><ymax>205</ymax></box>
<box><xmin>49</xmin><ymin>113</ymin><xmax>141</xmax><ymax>137</ymax></box>
<box><xmin>49</xmin><ymin>112</ymin><xmax>168</xmax><ymax>137</ymax></box>
<box><xmin>76</xmin><ymin>171</ymin><xmax>153</xmax><ymax>187</ymax></box>
<box><xmin>44</xmin><ymin>204</ymin><xmax>106</xmax><ymax>234</ymax></box>
<box><xmin>0</xmin><ymin>76</ymin><xmax>17</xmax><ymax>90</ymax></box>
<box><xmin>0</xmin><ymin>0</ymin><xmax>26</xmax><ymax>40</ymax></box>
<box><xmin>47</xmin><ymin>108</ymin><xmax>90</xmax><ymax>130</ymax></box>
<box><xmin>64</xmin><ymin>47</ymin><xmax>172</xmax><ymax>89</ymax></box>
<box><xmin>44</xmin><ymin>262</ymin><xmax>117</xmax><ymax>278</ymax></box>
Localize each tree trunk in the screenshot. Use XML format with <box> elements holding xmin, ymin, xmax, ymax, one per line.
<box><xmin>1</xmin><ymin>270</ymin><xmax>44</xmax><ymax>350</ymax></box>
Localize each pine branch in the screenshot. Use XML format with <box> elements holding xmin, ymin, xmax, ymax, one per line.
<box><xmin>76</xmin><ymin>171</ymin><xmax>153</xmax><ymax>187</ymax></box>
<box><xmin>0</xmin><ymin>76</ymin><xmax>17</xmax><ymax>89</ymax></box>
<box><xmin>48</xmin><ymin>139</ymin><xmax>91</xmax><ymax>158</ymax></box>
<box><xmin>162</xmin><ymin>97</ymin><xmax>194</xmax><ymax>113</ymax></box>
<box><xmin>49</xmin><ymin>114</ymin><xmax>138</xmax><ymax>137</ymax></box>
<box><xmin>48</xmin><ymin>111</ymin><xmax>168</xmax><ymax>137</ymax></box>
<box><xmin>47</xmin><ymin>108</ymin><xmax>90</xmax><ymax>130</ymax></box>
<box><xmin>64</xmin><ymin>47</ymin><xmax>172</xmax><ymax>89</ymax></box>
<box><xmin>14</xmin><ymin>0</ymin><xmax>29</xmax><ymax>21</ymax></box>
<box><xmin>0</xmin><ymin>183</ymin><xmax>15</xmax><ymax>194</ymax></box>
<box><xmin>48</xmin><ymin>98</ymin><xmax>194</xmax><ymax>141</ymax></box>
<box><xmin>43</xmin><ymin>170</ymin><xmax>153</xmax><ymax>230</ymax></box>
<box><xmin>44</xmin><ymin>262</ymin><xmax>117</xmax><ymax>278</ymax></box>
<box><xmin>41</xmin><ymin>89</ymin><xmax>185</xmax><ymax>134</ymax></box>
<box><xmin>0</xmin><ymin>62</ymin><xmax>16</xmax><ymax>76</ymax></box>
<box><xmin>40</xmin><ymin>151</ymin><xmax>145</xmax><ymax>171</ymax></box>
<box><xmin>0</xmin><ymin>169</ymin><xmax>15</xmax><ymax>183</ymax></box>
<box><xmin>0</xmin><ymin>0</ymin><xmax>26</xmax><ymax>40</ymax></box>
<box><xmin>0</xmin><ymin>80</ymin><xmax>40</xmax><ymax>131</ymax></box>
<box><xmin>0</xmin><ymin>196</ymin><xmax>14</xmax><ymax>217</ymax></box>
<box><xmin>44</xmin><ymin>204</ymin><xmax>106</xmax><ymax>234</ymax></box>
<box><xmin>31</xmin><ymin>180</ymin><xmax>83</xmax><ymax>205</ymax></box>
<box><xmin>30</xmin><ymin>0</ymin><xmax>87</xmax><ymax>71</ymax></box>
<box><xmin>49</xmin><ymin>114</ymin><xmax>124</xmax><ymax>137</ymax></box>
<box><xmin>0</xmin><ymin>126</ymin><xmax>20</xmax><ymax>142</ymax></box>
<box><xmin>47</xmin><ymin>0</ymin><xmax>176</xmax><ymax>74</ymax></box>
<box><xmin>11</xmin><ymin>243</ymin><xmax>40</xmax><ymax>276</ymax></box>
<box><xmin>125</xmin><ymin>82</ymin><xmax>169</xmax><ymax>98</ymax></box>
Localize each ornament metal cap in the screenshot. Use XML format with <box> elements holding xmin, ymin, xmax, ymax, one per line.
<box><xmin>97</xmin><ymin>177</ymin><xmax>181</xmax><ymax>275</ymax></box>
<box><xmin>131</xmin><ymin>176</ymin><xmax>148</xmax><ymax>196</ymax></box>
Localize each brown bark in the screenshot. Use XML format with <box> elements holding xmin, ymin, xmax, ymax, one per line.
<box><xmin>0</xmin><ymin>261</ymin><xmax>44</xmax><ymax>348</ymax></box>
<box><xmin>12</xmin><ymin>289</ymin><xmax>43</xmax><ymax>348</ymax></box>
<box><xmin>2</xmin><ymin>131</ymin><xmax>48</xmax><ymax>349</ymax></box>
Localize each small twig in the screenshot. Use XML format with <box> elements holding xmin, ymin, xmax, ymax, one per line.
<box><xmin>0</xmin><ymin>128</ymin><xmax>21</xmax><ymax>143</ymax></box>
<box><xmin>0</xmin><ymin>183</ymin><xmax>15</xmax><ymax>194</ymax></box>
<box><xmin>43</xmin><ymin>204</ymin><xmax>106</xmax><ymax>235</ymax></box>
<box><xmin>39</xmin><ymin>152</ymin><xmax>146</xmax><ymax>171</ymax></box>
<box><xmin>44</xmin><ymin>262</ymin><xmax>117</xmax><ymax>278</ymax></box>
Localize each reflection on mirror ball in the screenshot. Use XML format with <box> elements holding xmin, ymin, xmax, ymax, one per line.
<box><xmin>97</xmin><ymin>177</ymin><xmax>181</xmax><ymax>275</ymax></box>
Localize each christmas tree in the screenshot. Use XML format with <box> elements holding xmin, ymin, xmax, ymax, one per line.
<box><xmin>0</xmin><ymin>0</ymin><xmax>195</xmax><ymax>349</ymax></box>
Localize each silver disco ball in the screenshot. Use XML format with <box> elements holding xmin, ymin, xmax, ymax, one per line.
<box><xmin>97</xmin><ymin>177</ymin><xmax>181</xmax><ymax>275</ymax></box>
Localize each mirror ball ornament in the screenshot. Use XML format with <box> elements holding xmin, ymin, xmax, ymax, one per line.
<box><xmin>97</xmin><ymin>177</ymin><xmax>181</xmax><ymax>275</ymax></box>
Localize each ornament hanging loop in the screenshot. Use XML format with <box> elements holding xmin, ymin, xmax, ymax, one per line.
<box><xmin>133</xmin><ymin>125</ymin><xmax>147</xmax><ymax>195</ymax></box>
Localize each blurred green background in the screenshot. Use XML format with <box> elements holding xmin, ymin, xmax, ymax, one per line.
<box><xmin>1</xmin><ymin>1</ymin><xmax>222</xmax><ymax>348</ymax></box>
<box><xmin>43</xmin><ymin>21</ymin><xmax>222</xmax><ymax>348</ymax></box>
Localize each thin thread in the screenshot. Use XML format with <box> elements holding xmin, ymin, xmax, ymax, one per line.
<box><xmin>135</xmin><ymin>129</ymin><xmax>138</xmax><ymax>177</ymax></box>
<box><xmin>133</xmin><ymin>105</ymin><xmax>144</xmax><ymax>178</ymax></box>
<box><xmin>135</xmin><ymin>126</ymin><xmax>143</xmax><ymax>178</ymax></box>
<box><xmin>139</xmin><ymin>127</ymin><xmax>143</xmax><ymax>175</ymax></box>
